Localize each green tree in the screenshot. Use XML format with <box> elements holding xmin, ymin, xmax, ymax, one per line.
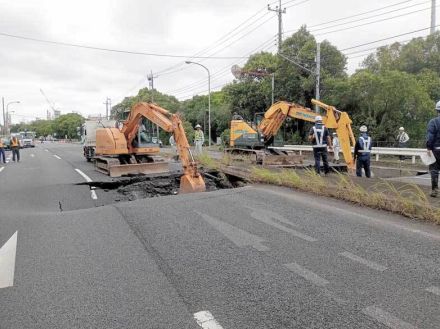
<box><xmin>52</xmin><ymin>113</ymin><xmax>84</xmax><ymax>139</ymax></box>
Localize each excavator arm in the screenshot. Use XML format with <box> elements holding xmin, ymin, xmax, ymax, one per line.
<box><xmin>122</xmin><ymin>102</ymin><xmax>206</xmax><ymax>193</ymax></box>
<box><xmin>257</xmin><ymin>100</ymin><xmax>355</xmax><ymax>168</ymax></box>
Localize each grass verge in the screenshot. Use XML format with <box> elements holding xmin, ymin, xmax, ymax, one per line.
<box><xmin>251</xmin><ymin>167</ymin><xmax>440</xmax><ymax>224</ymax></box>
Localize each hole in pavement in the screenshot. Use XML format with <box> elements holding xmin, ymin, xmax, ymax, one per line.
<box><xmin>76</xmin><ymin>170</ymin><xmax>247</xmax><ymax>202</ymax></box>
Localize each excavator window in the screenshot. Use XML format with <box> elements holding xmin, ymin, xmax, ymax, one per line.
<box><xmin>132</xmin><ymin>118</ymin><xmax>161</xmax><ymax>148</ymax></box>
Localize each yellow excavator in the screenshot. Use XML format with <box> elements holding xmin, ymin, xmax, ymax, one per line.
<box><xmin>229</xmin><ymin>99</ymin><xmax>356</xmax><ymax>168</ymax></box>
<box><xmin>94</xmin><ymin>102</ymin><xmax>206</xmax><ymax>193</ymax></box>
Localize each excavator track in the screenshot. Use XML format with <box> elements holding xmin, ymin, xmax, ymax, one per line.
<box><xmin>225</xmin><ymin>148</ymin><xmax>303</xmax><ymax>166</ymax></box>
<box><xmin>94</xmin><ymin>156</ymin><xmax>169</xmax><ymax>177</ymax></box>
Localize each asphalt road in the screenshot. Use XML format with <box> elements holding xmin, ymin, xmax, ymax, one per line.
<box><xmin>1</xmin><ymin>143</ymin><xmax>440</xmax><ymax>328</ymax></box>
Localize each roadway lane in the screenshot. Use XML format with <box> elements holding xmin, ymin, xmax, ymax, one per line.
<box><xmin>1</xmin><ymin>143</ymin><xmax>440</xmax><ymax>328</ymax></box>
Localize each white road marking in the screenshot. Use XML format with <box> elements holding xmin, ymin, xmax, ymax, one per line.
<box><xmin>197</xmin><ymin>212</ymin><xmax>269</xmax><ymax>251</ymax></box>
<box><xmin>250</xmin><ymin>210</ymin><xmax>317</xmax><ymax>242</ymax></box>
<box><xmin>0</xmin><ymin>167</ymin><xmax>4</xmax><ymax>173</ymax></box>
<box><xmin>0</xmin><ymin>231</ymin><xmax>18</xmax><ymax>289</ymax></box>
<box><xmin>284</xmin><ymin>262</ymin><xmax>329</xmax><ymax>287</ymax></box>
<box><xmin>44</xmin><ymin>149</ymin><xmax>49</xmax><ymax>152</ymax></box>
<box><xmin>258</xmin><ymin>187</ymin><xmax>440</xmax><ymax>241</ymax></box>
<box><xmin>362</xmin><ymin>306</ymin><xmax>417</xmax><ymax>329</ymax></box>
<box><xmin>426</xmin><ymin>286</ymin><xmax>440</xmax><ymax>296</ymax></box>
<box><xmin>194</xmin><ymin>311</ymin><xmax>224</xmax><ymax>329</ymax></box>
<box><xmin>339</xmin><ymin>251</ymin><xmax>387</xmax><ymax>272</ymax></box>
<box><xmin>30</xmin><ymin>154</ymin><xmax>35</xmax><ymax>158</ymax></box>
<box><xmin>75</xmin><ymin>169</ymin><xmax>97</xmax><ymax>200</ymax></box>
<box><xmin>53</xmin><ymin>155</ymin><xmax>61</xmax><ymax>160</ymax></box>
<box><xmin>75</xmin><ymin>168</ymin><xmax>93</xmax><ymax>182</ymax></box>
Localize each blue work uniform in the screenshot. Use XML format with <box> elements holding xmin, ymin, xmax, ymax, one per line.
<box><xmin>354</xmin><ymin>133</ymin><xmax>372</xmax><ymax>178</ymax></box>
<box><xmin>426</xmin><ymin>116</ymin><xmax>440</xmax><ymax>190</ymax></box>
<box><xmin>309</xmin><ymin>124</ymin><xmax>330</xmax><ymax>174</ymax></box>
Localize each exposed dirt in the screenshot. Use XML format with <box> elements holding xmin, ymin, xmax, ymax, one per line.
<box><xmin>76</xmin><ymin>170</ymin><xmax>247</xmax><ymax>202</ymax></box>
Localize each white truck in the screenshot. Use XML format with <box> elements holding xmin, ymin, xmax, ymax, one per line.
<box><xmin>80</xmin><ymin>119</ymin><xmax>116</xmax><ymax>162</ymax></box>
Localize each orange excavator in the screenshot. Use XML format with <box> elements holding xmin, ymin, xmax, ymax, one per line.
<box><xmin>229</xmin><ymin>99</ymin><xmax>356</xmax><ymax>168</ymax></box>
<box><xmin>94</xmin><ymin>102</ymin><xmax>206</xmax><ymax>193</ymax></box>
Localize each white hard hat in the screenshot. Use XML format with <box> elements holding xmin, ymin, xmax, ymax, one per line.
<box><xmin>359</xmin><ymin>125</ymin><xmax>368</xmax><ymax>132</ymax></box>
<box><xmin>195</xmin><ymin>124</ymin><xmax>201</xmax><ymax>128</ymax></box>
<box><xmin>399</xmin><ymin>127</ymin><xmax>404</xmax><ymax>131</ymax></box>
<box><xmin>315</xmin><ymin>115</ymin><xmax>323</xmax><ymax>122</ymax></box>
<box><xmin>436</xmin><ymin>101</ymin><xmax>440</xmax><ymax>111</ymax></box>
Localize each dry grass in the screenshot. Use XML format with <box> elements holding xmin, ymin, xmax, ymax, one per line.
<box><xmin>251</xmin><ymin>167</ymin><xmax>440</xmax><ymax>224</ymax></box>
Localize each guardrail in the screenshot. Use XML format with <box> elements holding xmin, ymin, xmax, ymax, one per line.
<box><xmin>270</xmin><ymin>145</ymin><xmax>426</xmax><ymax>164</ymax></box>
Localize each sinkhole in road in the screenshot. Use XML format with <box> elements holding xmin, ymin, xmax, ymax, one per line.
<box><xmin>77</xmin><ymin>170</ymin><xmax>247</xmax><ymax>202</ymax></box>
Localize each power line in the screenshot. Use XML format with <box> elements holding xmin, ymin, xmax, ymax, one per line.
<box><xmin>314</xmin><ymin>6</ymin><xmax>434</xmax><ymax>36</ymax></box>
<box><xmin>0</xmin><ymin>31</ymin><xmax>251</xmax><ymax>59</ymax></box>
<box><xmin>169</xmin><ymin>37</ymin><xmax>276</xmax><ymax>95</ymax></box>
<box><xmin>340</xmin><ymin>25</ymin><xmax>439</xmax><ymax>51</ymax></box>
<box><xmin>311</xmin><ymin>1</ymin><xmax>429</xmax><ymax>32</ymax></box>
<box><xmin>309</xmin><ymin>0</ymin><xmax>417</xmax><ymax>28</ymax></box>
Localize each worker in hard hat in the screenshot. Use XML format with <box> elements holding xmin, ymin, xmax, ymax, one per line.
<box><xmin>397</xmin><ymin>127</ymin><xmax>410</xmax><ymax>161</ymax></box>
<box><xmin>10</xmin><ymin>135</ymin><xmax>20</xmax><ymax>162</ymax></box>
<box><xmin>354</xmin><ymin>125</ymin><xmax>372</xmax><ymax>178</ymax></box>
<box><xmin>426</xmin><ymin>101</ymin><xmax>440</xmax><ymax>197</ymax></box>
<box><xmin>308</xmin><ymin>115</ymin><xmax>332</xmax><ymax>175</ymax></box>
<box><xmin>332</xmin><ymin>132</ymin><xmax>340</xmax><ymax>164</ymax></box>
<box><xmin>194</xmin><ymin>124</ymin><xmax>204</xmax><ymax>155</ymax></box>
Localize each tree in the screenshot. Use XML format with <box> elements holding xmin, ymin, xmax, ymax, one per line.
<box><xmin>52</xmin><ymin>113</ymin><xmax>84</xmax><ymax>139</ymax></box>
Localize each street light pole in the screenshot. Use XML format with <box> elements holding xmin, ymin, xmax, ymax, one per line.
<box><xmin>185</xmin><ymin>61</ymin><xmax>211</xmax><ymax>147</ymax></box>
<box><xmin>6</xmin><ymin>101</ymin><xmax>20</xmax><ymax>134</ymax></box>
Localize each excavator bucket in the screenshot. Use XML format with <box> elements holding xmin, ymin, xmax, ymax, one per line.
<box><xmin>179</xmin><ymin>174</ymin><xmax>206</xmax><ymax>194</ymax></box>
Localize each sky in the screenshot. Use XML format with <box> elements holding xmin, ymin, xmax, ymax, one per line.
<box><xmin>0</xmin><ymin>0</ymin><xmax>435</xmax><ymax>123</ymax></box>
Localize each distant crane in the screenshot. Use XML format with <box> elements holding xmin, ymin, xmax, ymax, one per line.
<box><xmin>39</xmin><ymin>88</ymin><xmax>60</xmax><ymax>119</ymax></box>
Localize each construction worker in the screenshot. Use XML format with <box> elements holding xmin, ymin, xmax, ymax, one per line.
<box><xmin>308</xmin><ymin>116</ymin><xmax>332</xmax><ymax>175</ymax></box>
<box><xmin>0</xmin><ymin>138</ymin><xmax>5</xmax><ymax>164</ymax></box>
<box><xmin>354</xmin><ymin>125</ymin><xmax>372</xmax><ymax>178</ymax></box>
<box><xmin>10</xmin><ymin>135</ymin><xmax>20</xmax><ymax>162</ymax></box>
<box><xmin>397</xmin><ymin>127</ymin><xmax>409</xmax><ymax>161</ymax></box>
<box><xmin>194</xmin><ymin>124</ymin><xmax>204</xmax><ymax>155</ymax></box>
<box><xmin>426</xmin><ymin>101</ymin><xmax>440</xmax><ymax>197</ymax></box>
<box><xmin>332</xmin><ymin>132</ymin><xmax>340</xmax><ymax>163</ymax></box>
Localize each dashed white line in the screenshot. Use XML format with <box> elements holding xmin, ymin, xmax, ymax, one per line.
<box><xmin>284</xmin><ymin>262</ymin><xmax>329</xmax><ymax>287</ymax></box>
<box><xmin>53</xmin><ymin>155</ymin><xmax>62</xmax><ymax>160</ymax></box>
<box><xmin>339</xmin><ymin>251</ymin><xmax>387</xmax><ymax>272</ymax></box>
<box><xmin>426</xmin><ymin>286</ymin><xmax>440</xmax><ymax>296</ymax></box>
<box><xmin>194</xmin><ymin>311</ymin><xmax>224</xmax><ymax>329</ymax></box>
<box><xmin>75</xmin><ymin>168</ymin><xmax>97</xmax><ymax>200</ymax></box>
<box><xmin>250</xmin><ymin>210</ymin><xmax>317</xmax><ymax>242</ymax></box>
<box><xmin>362</xmin><ymin>306</ymin><xmax>417</xmax><ymax>329</ymax></box>
<box><xmin>75</xmin><ymin>168</ymin><xmax>93</xmax><ymax>182</ymax></box>
<box><xmin>0</xmin><ymin>167</ymin><xmax>4</xmax><ymax>173</ymax></box>
<box><xmin>0</xmin><ymin>231</ymin><xmax>18</xmax><ymax>289</ymax></box>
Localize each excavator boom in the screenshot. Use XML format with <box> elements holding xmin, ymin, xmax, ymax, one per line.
<box><xmin>96</xmin><ymin>102</ymin><xmax>206</xmax><ymax>193</ymax></box>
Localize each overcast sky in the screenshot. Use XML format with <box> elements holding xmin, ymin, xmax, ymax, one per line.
<box><xmin>0</xmin><ymin>0</ymin><xmax>434</xmax><ymax>123</ymax></box>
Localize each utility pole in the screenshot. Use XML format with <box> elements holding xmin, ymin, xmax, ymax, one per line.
<box><xmin>147</xmin><ymin>70</ymin><xmax>158</xmax><ymax>103</ymax></box>
<box><xmin>268</xmin><ymin>0</ymin><xmax>286</xmax><ymax>52</ymax></box>
<box><xmin>431</xmin><ymin>0</ymin><xmax>437</xmax><ymax>34</ymax></box>
<box><xmin>315</xmin><ymin>42</ymin><xmax>321</xmax><ymax>112</ymax></box>
<box><xmin>103</xmin><ymin>97</ymin><xmax>111</xmax><ymax>120</ymax></box>
<box><xmin>271</xmin><ymin>73</ymin><xmax>275</xmax><ymax>105</ymax></box>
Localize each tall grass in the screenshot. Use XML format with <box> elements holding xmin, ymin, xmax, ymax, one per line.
<box><xmin>251</xmin><ymin>167</ymin><xmax>440</xmax><ymax>224</ymax></box>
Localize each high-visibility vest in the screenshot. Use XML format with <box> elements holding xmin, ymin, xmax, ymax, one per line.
<box><xmin>312</xmin><ymin>125</ymin><xmax>326</xmax><ymax>148</ymax></box>
<box><xmin>195</xmin><ymin>130</ymin><xmax>204</xmax><ymax>142</ymax></box>
<box><xmin>358</xmin><ymin>136</ymin><xmax>371</xmax><ymax>153</ymax></box>
<box><xmin>11</xmin><ymin>138</ymin><xmax>19</xmax><ymax>147</ymax></box>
